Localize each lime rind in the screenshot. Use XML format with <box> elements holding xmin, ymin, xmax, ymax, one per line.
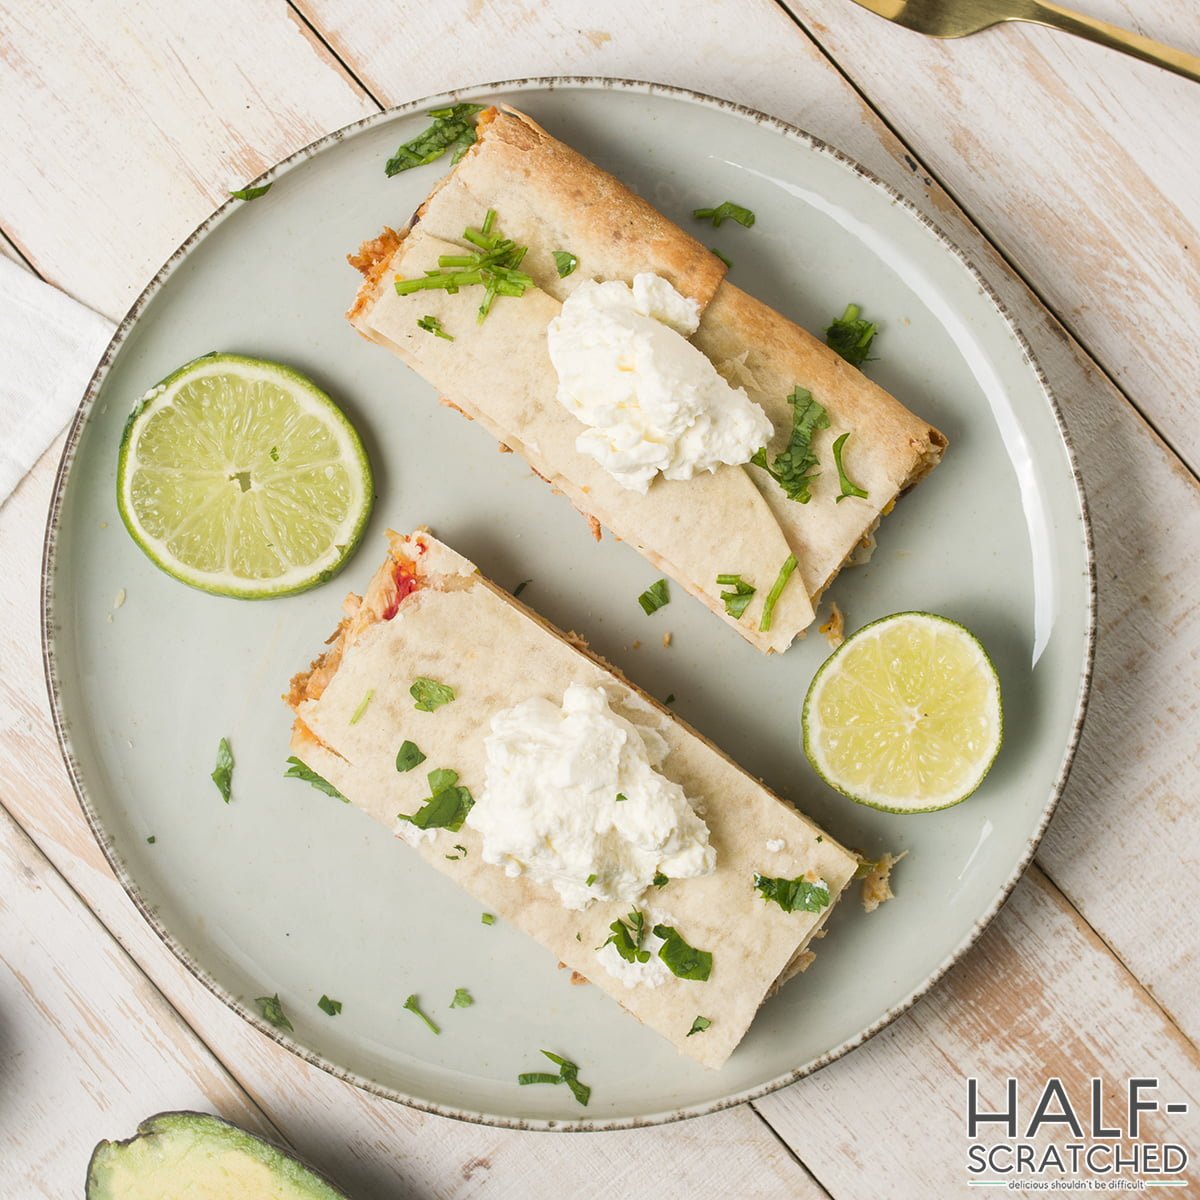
<box><xmin>116</xmin><ymin>353</ymin><xmax>373</xmax><ymax>599</ymax></box>
<box><xmin>802</xmin><ymin>611</ymin><xmax>1003</xmax><ymax>814</ymax></box>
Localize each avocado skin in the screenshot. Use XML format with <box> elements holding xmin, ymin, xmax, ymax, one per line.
<box><xmin>86</xmin><ymin>1110</ymin><xmax>350</xmax><ymax>1199</ymax></box>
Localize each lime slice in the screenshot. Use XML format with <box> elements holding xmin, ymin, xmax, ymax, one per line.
<box><xmin>117</xmin><ymin>353</ymin><xmax>372</xmax><ymax>598</ymax></box>
<box><xmin>802</xmin><ymin>611</ymin><xmax>1002</xmax><ymax>813</ymax></box>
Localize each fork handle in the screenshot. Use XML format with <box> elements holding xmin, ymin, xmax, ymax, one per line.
<box><xmin>1028</xmin><ymin>1</ymin><xmax>1200</xmax><ymax>84</ymax></box>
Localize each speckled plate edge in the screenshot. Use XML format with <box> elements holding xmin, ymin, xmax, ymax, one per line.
<box><xmin>40</xmin><ymin>77</ymin><xmax>1096</xmax><ymax>1132</ymax></box>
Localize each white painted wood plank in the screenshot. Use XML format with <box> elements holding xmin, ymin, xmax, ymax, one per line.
<box><xmin>0</xmin><ymin>801</ymin><xmax>272</xmax><ymax>1196</ymax></box>
<box><xmin>0</xmin><ymin>1</ymin><xmax>376</xmax><ymax>320</ymax></box>
<box><xmin>756</xmin><ymin>867</ymin><xmax>1200</xmax><ymax>1197</ymax></box>
<box><xmin>297</xmin><ymin>0</ymin><xmax>1200</xmax><ymax>1043</ymax></box>
<box><xmin>782</xmin><ymin>0</ymin><xmax>1200</xmax><ymax>472</ymax></box>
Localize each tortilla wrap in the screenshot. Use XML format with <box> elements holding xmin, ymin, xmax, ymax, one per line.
<box><xmin>348</xmin><ymin>106</ymin><xmax>945</xmax><ymax>646</ymax></box>
<box><xmin>287</xmin><ymin>530</ymin><xmax>858</xmax><ymax>1069</ymax></box>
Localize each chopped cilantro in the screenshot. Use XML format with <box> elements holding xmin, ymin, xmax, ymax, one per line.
<box><xmin>445</xmin><ymin>843</ymin><xmax>468</xmax><ymax>861</ymax></box>
<box><xmin>230</xmin><ymin>183</ymin><xmax>272</xmax><ymax>201</ymax></box>
<box><xmin>653</xmin><ymin>924</ymin><xmax>712</xmax><ymax>981</ymax></box>
<box><xmin>638</xmin><ymin>578</ymin><xmax>670</xmax><ymax>615</ymax></box>
<box><xmin>410</xmin><ymin>677</ymin><xmax>455</xmax><ymax>711</ymax></box>
<box><xmin>398</xmin><ymin>768</ymin><xmax>474</xmax><ymax>832</ymax></box>
<box><xmin>255</xmin><ymin>993</ymin><xmax>292</xmax><ymax>1031</ymax></box>
<box><xmin>585</xmin><ymin>873</ymin><xmax>598</xmax><ymax>887</ymax></box>
<box><xmin>146</xmin><ymin>835</ymin><xmax>156</xmax><ymax>844</ymax></box>
<box><xmin>211</xmin><ymin>737</ymin><xmax>234</xmax><ymax>803</ymax></box>
<box><xmin>284</xmin><ymin>756</ymin><xmax>349</xmax><ymax>803</ymax></box>
<box><xmin>615</xmin><ymin>793</ymin><xmax>628</xmax><ymax>803</ymax></box>
<box><xmin>693</xmin><ymin>200</ymin><xmax>755</xmax><ymax>228</ymax></box>
<box><xmin>832</xmin><ymin>432</ymin><xmax>869</xmax><ymax>503</ymax></box>
<box><xmin>826</xmin><ymin>303</ymin><xmax>878</xmax><ymax>368</ymax></box>
<box><xmin>395</xmin><ymin>739</ymin><xmax>426</xmax><ymax>772</ymax></box>
<box><xmin>653</xmin><ymin>872</ymin><xmax>670</xmax><ymax>888</ymax></box>
<box><xmin>403</xmin><ymin>993</ymin><xmax>440</xmax><ymax>1034</ymax></box>
<box><xmin>552</xmin><ymin>249</ymin><xmax>578</xmax><ymax>277</ymax></box>
<box><xmin>710</xmin><ymin>246</ymin><xmax>732</xmax><ymax>268</ymax></box>
<box><xmin>716</xmin><ymin>573</ymin><xmax>756</xmax><ymax>619</ymax></box>
<box><xmin>451</xmin><ymin>987</ymin><xmax>474</xmax><ymax>1008</ymax></box>
<box><xmin>417</xmin><ymin>314</ymin><xmax>454</xmax><ymax>341</ymax></box>
<box><xmin>317</xmin><ymin>994</ymin><xmax>342</xmax><ymax>1016</ymax></box>
<box><xmin>385</xmin><ymin>103</ymin><xmax>485</xmax><ymax>176</ymax></box>
<box><xmin>599</xmin><ymin>910</ymin><xmax>651</xmax><ymax>964</ymax></box>
<box><xmin>349</xmin><ymin>689</ymin><xmax>374</xmax><ymax>725</ymax></box>
<box><xmin>753</xmin><ymin>872</ymin><xmax>831</xmax><ymax>913</ymax></box>
<box><xmin>394</xmin><ymin>210</ymin><xmax>532</xmax><ymax>325</ymax></box>
<box><xmin>518</xmin><ymin>1050</ymin><xmax>591</xmax><ymax>1106</ymax></box>
<box><xmin>759</xmin><ymin>554</ymin><xmax>798</xmax><ymax>633</ymax></box>
<box><xmin>513</xmin><ymin>578</ymin><xmax>532</xmax><ymax>597</ymax></box>
<box><xmin>269</xmin><ymin>446</ymin><xmax>279</xmax><ymax>462</ymax></box>
<box><xmin>664</xmin><ymin>693</ymin><xmax>676</xmax><ymax>706</ymax></box>
<box><xmin>687</xmin><ymin>1016</ymin><xmax>712</xmax><ymax>1037</ymax></box>
<box><xmin>750</xmin><ymin>387</ymin><xmax>829</xmax><ymax>504</ymax></box>
<box><xmin>481</xmin><ymin>913</ymin><xmax>495</xmax><ymax>926</ymax></box>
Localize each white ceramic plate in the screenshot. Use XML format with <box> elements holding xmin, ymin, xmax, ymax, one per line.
<box><xmin>43</xmin><ymin>79</ymin><xmax>1093</xmax><ymax>1129</ymax></box>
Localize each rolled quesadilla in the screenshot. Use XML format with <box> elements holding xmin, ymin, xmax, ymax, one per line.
<box><xmin>348</xmin><ymin>107</ymin><xmax>946</xmax><ymax>651</ymax></box>
<box><xmin>287</xmin><ymin>530</ymin><xmax>858</xmax><ymax>1069</ymax></box>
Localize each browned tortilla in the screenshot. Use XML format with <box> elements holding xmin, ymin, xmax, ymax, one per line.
<box><xmin>287</xmin><ymin>530</ymin><xmax>859</xmax><ymax>1069</ymax></box>
<box><xmin>348</xmin><ymin>105</ymin><xmax>945</xmax><ymax>648</ymax></box>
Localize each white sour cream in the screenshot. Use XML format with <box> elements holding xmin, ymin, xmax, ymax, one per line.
<box><xmin>467</xmin><ymin>683</ymin><xmax>715</xmax><ymax>910</ymax></box>
<box><xmin>546</xmin><ymin>274</ymin><xmax>773</xmax><ymax>493</ymax></box>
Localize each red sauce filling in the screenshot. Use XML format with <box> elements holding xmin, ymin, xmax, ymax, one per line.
<box><xmin>381</xmin><ymin>558</ymin><xmax>419</xmax><ymax>620</ymax></box>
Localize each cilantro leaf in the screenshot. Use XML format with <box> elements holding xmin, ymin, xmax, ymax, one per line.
<box><xmin>638</xmin><ymin>578</ymin><xmax>670</xmax><ymax>615</ymax></box>
<box><xmin>255</xmin><ymin>993</ymin><xmax>292</xmax><ymax>1031</ymax></box>
<box><xmin>552</xmin><ymin>249</ymin><xmax>578</xmax><ymax>277</ymax></box>
<box><xmin>211</xmin><ymin>737</ymin><xmax>234</xmax><ymax>803</ymax></box>
<box><xmin>410</xmin><ymin>677</ymin><xmax>455</xmax><ymax>711</ymax></box>
<box><xmin>826</xmin><ymin>303</ymin><xmax>878</xmax><ymax>368</ymax></box>
<box><xmin>832</xmin><ymin>432</ymin><xmax>869</xmax><ymax>503</ymax></box>
<box><xmin>687</xmin><ymin>1016</ymin><xmax>712</xmax><ymax>1037</ymax></box>
<box><xmin>716</xmin><ymin>573</ymin><xmax>756</xmax><ymax>619</ymax></box>
<box><xmin>710</xmin><ymin>246</ymin><xmax>732</xmax><ymax>268</ymax></box>
<box><xmin>284</xmin><ymin>756</ymin><xmax>348</xmax><ymax>803</ymax></box>
<box><xmin>652</xmin><ymin>924</ymin><xmax>712</xmax><ymax>981</ymax></box>
<box><xmin>395</xmin><ymin>740</ymin><xmax>426</xmax><ymax>772</ymax></box>
<box><xmin>750</xmin><ymin>387</ymin><xmax>829</xmax><ymax>504</ymax></box>
<box><xmin>753</xmin><ymin>873</ymin><xmax>831</xmax><ymax>913</ymax></box>
<box><xmin>693</xmin><ymin>200</ymin><xmax>755</xmax><ymax>228</ymax></box>
<box><xmin>481</xmin><ymin>913</ymin><xmax>495</xmax><ymax>925</ymax></box>
<box><xmin>451</xmin><ymin>987</ymin><xmax>474</xmax><ymax>1008</ymax></box>
<box><xmin>317</xmin><ymin>994</ymin><xmax>342</xmax><ymax>1016</ymax></box>
<box><xmin>398</xmin><ymin>768</ymin><xmax>474</xmax><ymax>831</ymax></box>
<box><xmin>518</xmin><ymin>1050</ymin><xmax>591</xmax><ymax>1106</ymax></box>
<box><xmin>417</xmin><ymin>314</ymin><xmax>454</xmax><ymax>341</ymax></box>
<box><xmin>759</xmin><ymin>554</ymin><xmax>798</xmax><ymax>633</ymax></box>
<box><xmin>385</xmin><ymin>103</ymin><xmax>485</xmax><ymax>176</ymax></box>
<box><xmin>513</xmin><ymin>578</ymin><xmax>532</xmax><ymax>597</ymax></box>
<box><xmin>403</xmin><ymin>993</ymin><xmax>440</xmax><ymax>1034</ymax></box>
<box><xmin>230</xmin><ymin>183</ymin><xmax>271</xmax><ymax>201</ymax></box>
<box><xmin>653</xmin><ymin>872</ymin><xmax>670</xmax><ymax>888</ymax></box>
<box><xmin>599</xmin><ymin>910</ymin><xmax>651</xmax><ymax>964</ymax></box>
<box><xmin>394</xmin><ymin>209</ymin><xmax>533</xmax><ymax>325</ymax></box>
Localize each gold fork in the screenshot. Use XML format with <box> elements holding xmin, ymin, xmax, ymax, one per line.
<box><xmin>847</xmin><ymin>0</ymin><xmax>1200</xmax><ymax>83</ymax></box>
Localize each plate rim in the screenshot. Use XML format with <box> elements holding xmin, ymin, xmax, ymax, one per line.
<box><xmin>40</xmin><ymin>75</ymin><xmax>1097</xmax><ymax>1132</ymax></box>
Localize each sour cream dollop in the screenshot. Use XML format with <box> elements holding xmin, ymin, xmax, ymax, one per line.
<box><xmin>546</xmin><ymin>274</ymin><xmax>773</xmax><ymax>493</ymax></box>
<box><xmin>466</xmin><ymin>683</ymin><xmax>716</xmax><ymax>910</ymax></box>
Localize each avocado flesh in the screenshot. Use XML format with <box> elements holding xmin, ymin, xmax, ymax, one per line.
<box><xmin>87</xmin><ymin>1111</ymin><xmax>348</xmax><ymax>1200</ymax></box>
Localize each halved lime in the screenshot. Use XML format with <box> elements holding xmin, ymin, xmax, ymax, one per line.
<box><xmin>802</xmin><ymin>611</ymin><xmax>1003</xmax><ymax>813</ymax></box>
<box><xmin>117</xmin><ymin>353</ymin><xmax>372</xmax><ymax>598</ymax></box>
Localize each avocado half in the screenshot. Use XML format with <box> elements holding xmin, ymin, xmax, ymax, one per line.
<box><xmin>86</xmin><ymin>1111</ymin><xmax>350</xmax><ymax>1199</ymax></box>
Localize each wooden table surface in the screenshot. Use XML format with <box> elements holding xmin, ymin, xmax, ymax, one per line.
<box><xmin>2</xmin><ymin>2</ymin><xmax>1198</xmax><ymax>1195</ymax></box>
